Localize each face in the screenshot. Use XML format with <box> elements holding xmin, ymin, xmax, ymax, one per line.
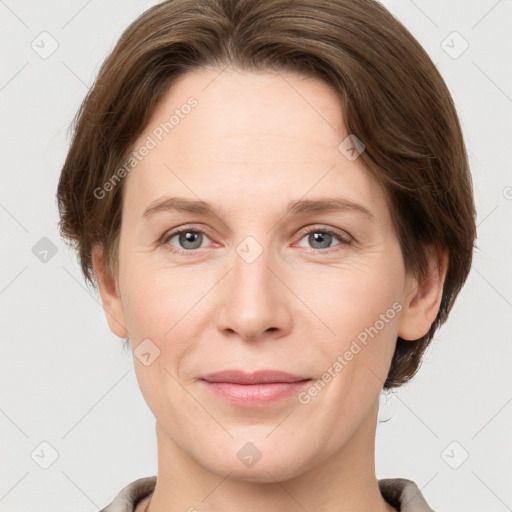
<box><xmin>95</xmin><ymin>67</ymin><xmax>440</xmax><ymax>482</ymax></box>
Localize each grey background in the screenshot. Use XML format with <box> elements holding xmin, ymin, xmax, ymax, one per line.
<box><xmin>1</xmin><ymin>0</ymin><xmax>511</xmax><ymax>511</ymax></box>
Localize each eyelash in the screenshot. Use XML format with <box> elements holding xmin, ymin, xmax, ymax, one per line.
<box><xmin>161</xmin><ymin>225</ymin><xmax>353</xmax><ymax>256</ymax></box>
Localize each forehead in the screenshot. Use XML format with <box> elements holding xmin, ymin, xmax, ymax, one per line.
<box><xmin>123</xmin><ymin>67</ymin><xmax>388</xmax><ymax>222</ymax></box>
<box><xmin>147</xmin><ymin>67</ymin><xmax>344</xmax><ymax>157</ymax></box>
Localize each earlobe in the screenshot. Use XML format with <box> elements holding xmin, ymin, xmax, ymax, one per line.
<box><xmin>91</xmin><ymin>245</ymin><xmax>129</xmax><ymax>339</ymax></box>
<box><xmin>397</xmin><ymin>245</ymin><xmax>449</xmax><ymax>341</ymax></box>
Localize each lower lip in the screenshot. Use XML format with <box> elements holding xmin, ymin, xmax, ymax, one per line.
<box><xmin>201</xmin><ymin>380</ymin><xmax>311</xmax><ymax>407</ymax></box>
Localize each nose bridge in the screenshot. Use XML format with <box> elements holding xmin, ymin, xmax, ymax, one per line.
<box><xmin>231</xmin><ymin>235</ymin><xmax>276</xmax><ymax>313</ymax></box>
<box><xmin>216</xmin><ymin>233</ymin><xmax>290</xmax><ymax>340</ymax></box>
<box><xmin>233</xmin><ymin>238</ymin><xmax>272</xmax><ymax>299</ymax></box>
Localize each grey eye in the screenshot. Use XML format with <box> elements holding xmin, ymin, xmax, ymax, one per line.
<box><xmin>168</xmin><ymin>230</ymin><xmax>208</xmax><ymax>250</ymax></box>
<box><xmin>296</xmin><ymin>229</ymin><xmax>345</xmax><ymax>250</ymax></box>
<box><xmin>308</xmin><ymin>232</ymin><xmax>335</xmax><ymax>249</ymax></box>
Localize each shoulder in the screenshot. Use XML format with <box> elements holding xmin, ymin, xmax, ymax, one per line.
<box><xmin>99</xmin><ymin>475</ymin><xmax>435</xmax><ymax>512</ymax></box>
<box><xmin>378</xmin><ymin>477</ymin><xmax>436</xmax><ymax>511</ymax></box>
<box><xmin>99</xmin><ymin>476</ymin><xmax>157</xmax><ymax>512</ymax></box>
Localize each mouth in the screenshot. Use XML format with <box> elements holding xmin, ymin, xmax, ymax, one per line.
<box><xmin>199</xmin><ymin>370</ymin><xmax>312</xmax><ymax>407</ymax></box>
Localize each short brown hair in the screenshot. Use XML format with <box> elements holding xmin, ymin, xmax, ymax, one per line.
<box><xmin>56</xmin><ymin>0</ymin><xmax>477</xmax><ymax>390</ymax></box>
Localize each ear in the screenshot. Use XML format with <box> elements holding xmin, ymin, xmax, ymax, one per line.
<box><xmin>397</xmin><ymin>245</ymin><xmax>449</xmax><ymax>341</ymax></box>
<box><xmin>92</xmin><ymin>245</ymin><xmax>129</xmax><ymax>339</ymax></box>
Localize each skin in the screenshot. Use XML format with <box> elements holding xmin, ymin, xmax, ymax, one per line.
<box><xmin>93</xmin><ymin>67</ymin><xmax>448</xmax><ymax>512</ymax></box>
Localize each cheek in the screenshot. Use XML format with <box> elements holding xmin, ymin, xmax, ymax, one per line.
<box><xmin>121</xmin><ymin>263</ymin><xmax>203</xmax><ymax>417</ymax></box>
<box><xmin>119</xmin><ymin>257</ymin><xmax>210</xmax><ymax>399</ymax></box>
<box><xmin>300</xmin><ymin>258</ymin><xmax>403</xmax><ymax>389</ymax></box>
<box><xmin>119</xmin><ymin>252</ymin><xmax>203</xmax><ymax>337</ymax></box>
<box><xmin>305</xmin><ymin>259</ymin><xmax>403</xmax><ymax>335</ymax></box>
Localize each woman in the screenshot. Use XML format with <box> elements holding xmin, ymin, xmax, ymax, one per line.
<box><xmin>56</xmin><ymin>0</ymin><xmax>477</xmax><ymax>511</ymax></box>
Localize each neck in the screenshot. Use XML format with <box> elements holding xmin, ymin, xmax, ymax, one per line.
<box><xmin>145</xmin><ymin>399</ymin><xmax>396</xmax><ymax>512</ymax></box>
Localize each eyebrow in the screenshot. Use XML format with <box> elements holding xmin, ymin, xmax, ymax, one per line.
<box><xmin>142</xmin><ymin>196</ymin><xmax>374</xmax><ymax>221</ymax></box>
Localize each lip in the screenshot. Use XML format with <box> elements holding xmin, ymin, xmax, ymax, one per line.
<box><xmin>201</xmin><ymin>369</ymin><xmax>309</xmax><ymax>384</ymax></box>
<box><xmin>199</xmin><ymin>370</ymin><xmax>312</xmax><ymax>408</ymax></box>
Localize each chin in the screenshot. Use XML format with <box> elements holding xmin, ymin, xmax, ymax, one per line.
<box><xmin>207</xmin><ymin>458</ymin><xmax>306</xmax><ymax>484</ymax></box>
<box><xmin>192</xmin><ymin>437</ymin><xmax>318</xmax><ymax>484</ymax></box>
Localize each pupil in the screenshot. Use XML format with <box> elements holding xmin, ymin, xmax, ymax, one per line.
<box><xmin>310</xmin><ymin>232</ymin><xmax>331</xmax><ymax>248</ymax></box>
<box><xmin>182</xmin><ymin>231</ymin><xmax>200</xmax><ymax>249</ymax></box>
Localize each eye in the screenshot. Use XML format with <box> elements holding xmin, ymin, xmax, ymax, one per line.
<box><xmin>163</xmin><ymin>227</ymin><xmax>211</xmax><ymax>254</ymax></box>
<box><xmin>295</xmin><ymin>226</ymin><xmax>352</xmax><ymax>251</ymax></box>
<box><xmin>161</xmin><ymin>225</ymin><xmax>352</xmax><ymax>255</ymax></box>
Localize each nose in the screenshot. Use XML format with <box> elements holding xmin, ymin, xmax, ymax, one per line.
<box><xmin>216</xmin><ymin>241</ymin><xmax>293</xmax><ymax>342</ymax></box>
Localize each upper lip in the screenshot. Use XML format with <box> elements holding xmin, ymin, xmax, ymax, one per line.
<box><xmin>200</xmin><ymin>370</ymin><xmax>310</xmax><ymax>385</ymax></box>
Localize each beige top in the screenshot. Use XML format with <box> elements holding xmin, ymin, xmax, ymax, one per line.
<box><xmin>99</xmin><ymin>475</ymin><xmax>436</xmax><ymax>511</ymax></box>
